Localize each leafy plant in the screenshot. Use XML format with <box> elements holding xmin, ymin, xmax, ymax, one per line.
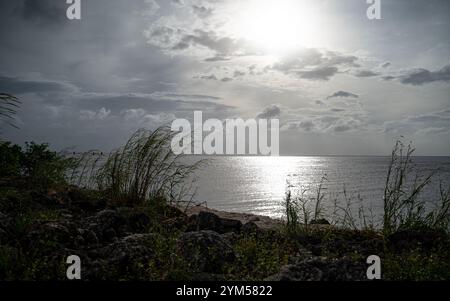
<box><xmin>0</xmin><ymin>141</ymin><xmax>76</xmax><ymax>190</ymax></box>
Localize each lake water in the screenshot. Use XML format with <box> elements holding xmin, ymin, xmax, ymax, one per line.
<box><xmin>190</xmin><ymin>156</ymin><xmax>450</xmax><ymax>220</ymax></box>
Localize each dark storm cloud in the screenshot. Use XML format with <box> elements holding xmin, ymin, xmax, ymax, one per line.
<box><xmin>257</xmin><ymin>105</ymin><xmax>281</xmax><ymax>119</ymax></box>
<box><xmin>399</xmin><ymin>65</ymin><xmax>450</xmax><ymax>85</ymax></box>
<box><xmin>327</xmin><ymin>91</ymin><xmax>359</xmax><ymax>100</ymax></box>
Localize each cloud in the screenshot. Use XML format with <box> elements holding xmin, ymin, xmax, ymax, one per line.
<box><xmin>333</xmin><ymin>125</ymin><xmax>352</xmax><ymax>132</ymax></box>
<box><xmin>80</xmin><ymin>108</ymin><xmax>111</xmax><ymax>121</ymax></box>
<box><xmin>0</xmin><ymin>75</ymin><xmax>78</xmax><ymax>94</ymax></box>
<box><xmin>271</xmin><ymin>48</ymin><xmax>360</xmax><ymax>81</ymax></box>
<box><xmin>280</xmin><ymin>100</ymin><xmax>368</xmax><ymax>134</ymax></box>
<box><xmin>174</xmin><ymin>30</ymin><xmax>245</xmax><ymax>56</ymax></box>
<box><xmin>147</xmin><ymin>23</ymin><xmax>251</xmax><ymax>59</ymax></box>
<box><xmin>171</xmin><ymin>0</ymin><xmax>185</xmax><ymax>7</ymax></box>
<box><xmin>354</xmin><ymin>70</ymin><xmax>380</xmax><ymax>78</ymax></box>
<box><xmin>399</xmin><ymin>65</ymin><xmax>450</xmax><ymax>85</ymax></box>
<box><xmin>199</xmin><ymin>74</ymin><xmax>218</xmax><ymax>80</ymax></box>
<box><xmin>296</xmin><ymin>66</ymin><xmax>339</xmax><ymax>81</ymax></box>
<box><xmin>384</xmin><ymin>109</ymin><xmax>450</xmax><ymax>134</ymax></box>
<box><xmin>122</xmin><ymin>108</ymin><xmax>176</xmax><ymax>126</ymax></box>
<box><xmin>72</xmin><ymin>92</ymin><xmax>233</xmax><ymax>114</ymax></box>
<box><xmin>191</xmin><ymin>5</ymin><xmax>214</xmax><ymax>18</ymax></box>
<box><xmin>204</xmin><ymin>56</ymin><xmax>231</xmax><ymax>62</ymax></box>
<box><xmin>327</xmin><ymin>91</ymin><xmax>359</xmax><ymax>100</ymax></box>
<box><xmin>19</xmin><ymin>0</ymin><xmax>67</xmax><ymax>26</ymax></box>
<box><xmin>315</xmin><ymin>100</ymin><xmax>325</xmax><ymax>106</ymax></box>
<box><xmin>257</xmin><ymin>105</ymin><xmax>281</xmax><ymax>119</ymax></box>
<box><xmin>287</xmin><ymin>120</ymin><xmax>315</xmax><ymax>132</ymax></box>
<box><xmin>381</xmin><ymin>62</ymin><xmax>391</xmax><ymax>68</ymax></box>
<box><xmin>415</xmin><ymin>127</ymin><xmax>449</xmax><ymax>135</ymax></box>
<box><xmin>331</xmin><ymin>108</ymin><xmax>346</xmax><ymax>112</ymax></box>
<box><xmin>233</xmin><ymin>70</ymin><xmax>246</xmax><ymax>77</ymax></box>
<box><xmin>382</xmin><ymin>76</ymin><xmax>396</xmax><ymax>81</ymax></box>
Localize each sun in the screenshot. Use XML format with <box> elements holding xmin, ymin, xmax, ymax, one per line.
<box><xmin>236</xmin><ymin>0</ymin><xmax>321</xmax><ymax>53</ymax></box>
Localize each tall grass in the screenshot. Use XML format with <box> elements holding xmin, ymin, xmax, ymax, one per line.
<box><xmin>67</xmin><ymin>150</ymin><xmax>104</xmax><ymax>188</ymax></box>
<box><xmin>382</xmin><ymin>140</ymin><xmax>450</xmax><ymax>234</ymax></box>
<box><xmin>94</xmin><ymin>127</ymin><xmax>200</xmax><ymax>206</ymax></box>
<box><xmin>283</xmin><ymin>140</ymin><xmax>450</xmax><ymax>235</ymax></box>
<box><xmin>283</xmin><ymin>176</ymin><xmax>327</xmax><ymax>234</ymax></box>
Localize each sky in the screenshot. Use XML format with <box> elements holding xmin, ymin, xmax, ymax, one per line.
<box><xmin>0</xmin><ymin>0</ymin><xmax>449</xmax><ymax>155</ymax></box>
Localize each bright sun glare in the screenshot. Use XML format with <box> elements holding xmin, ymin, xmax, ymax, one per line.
<box><xmin>237</xmin><ymin>0</ymin><xmax>321</xmax><ymax>53</ymax></box>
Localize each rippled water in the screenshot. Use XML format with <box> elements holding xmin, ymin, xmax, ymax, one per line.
<box><xmin>190</xmin><ymin>156</ymin><xmax>450</xmax><ymax>219</ymax></box>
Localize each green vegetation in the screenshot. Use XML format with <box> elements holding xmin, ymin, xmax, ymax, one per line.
<box><xmin>282</xmin><ymin>139</ymin><xmax>450</xmax><ymax>280</ymax></box>
<box><xmin>94</xmin><ymin>127</ymin><xmax>199</xmax><ymax>206</ymax></box>
<box><xmin>0</xmin><ymin>141</ymin><xmax>76</xmax><ymax>191</ymax></box>
<box><xmin>0</xmin><ymin>127</ymin><xmax>449</xmax><ymax>280</ymax></box>
<box><xmin>383</xmin><ymin>141</ymin><xmax>450</xmax><ymax>234</ymax></box>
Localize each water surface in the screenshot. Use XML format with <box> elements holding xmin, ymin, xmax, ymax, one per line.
<box><xmin>190</xmin><ymin>156</ymin><xmax>450</xmax><ymax>219</ymax></box>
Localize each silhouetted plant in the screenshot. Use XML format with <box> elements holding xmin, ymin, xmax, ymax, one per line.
<box><xmin>283</xmin><ymin>176</ymin><xmax>327</xmax><ymax>234</ymax></box>
<box><xmin>0</xmin><ymin>141</ymin><xmax>76</xmax><ymax>190</ymax></box>
<box><xmin>95</xmin><ymin>127</ymin><xmax>200</xmax><ymax>206</ymax></box>
<box><xmin>0</xmin><ymin>93</ymin><xmax>20</xmax><ymax>140</ymax></box>
<box><xmin>382</xmin><ymin>140</ymin><xmax>450</xmax><ymax>234</ymax></box>
<box><xmin>284</xmin><ymin>140</ymin><xmax>449</xmax><ymax>234</ymax></box>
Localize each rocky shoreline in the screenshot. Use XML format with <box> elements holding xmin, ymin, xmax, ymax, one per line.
<box><xmin>1</xmin><ymin>186</ymin><xmax>449</xmax><ymax>281</ymax></box>
<box><xmin>180</xmin><ymin>204</ymin><xmax>283</xmax><ymax>230</ymax></box>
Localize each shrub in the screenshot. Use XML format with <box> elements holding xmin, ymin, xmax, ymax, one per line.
<box><xmin>0</xmin><ymin>142</ymin><xmax>22</xmax><ymax>179</ymax></box>
<box><xmin>0</xmin><ymin>142</ymin><xmax>75</xmax><ymax>190</ymax></box>
<box><xmin>22</xmin><ymin>142</ymin><xmax>76</xmax><ymax>188</ymax></box>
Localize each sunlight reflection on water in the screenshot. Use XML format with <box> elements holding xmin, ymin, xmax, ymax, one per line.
<box><xmin>189</xmin><ymin>156</ymin><xmax>450</xmax><ymax>219</ymax></box>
